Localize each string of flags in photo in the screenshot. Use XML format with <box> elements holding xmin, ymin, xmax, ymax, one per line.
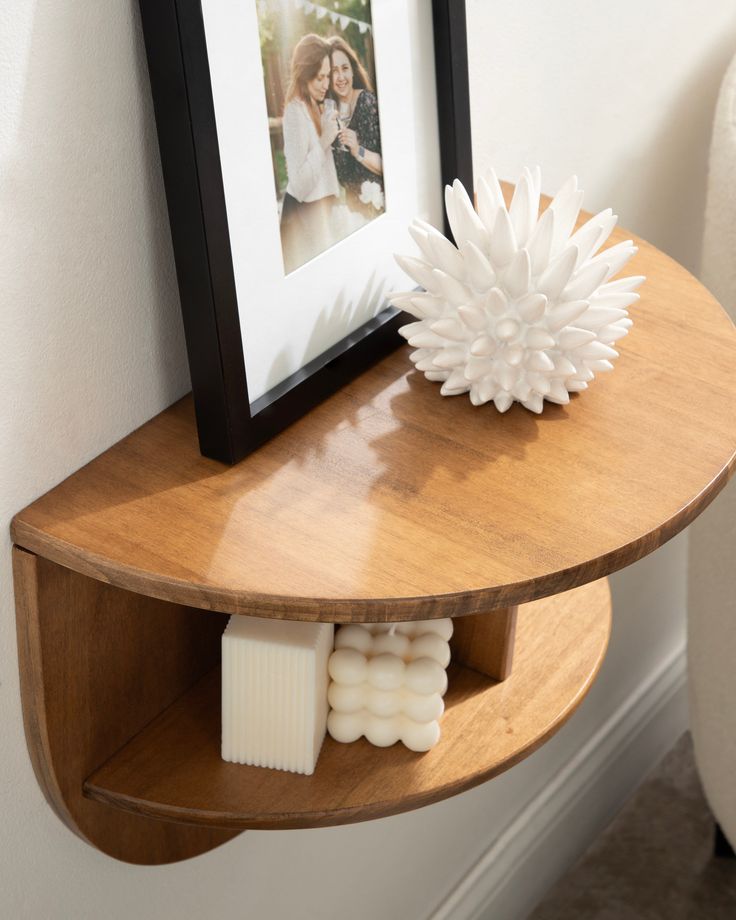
<box><xmin>294</xmin><ymin>0</ymin><xmax>372</xmax><ymax>34</ymax></box>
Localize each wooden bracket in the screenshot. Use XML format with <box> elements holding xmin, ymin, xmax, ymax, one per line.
<box><xmin>450</xmin><ymin>606</ymin><xmax>518</xmax><ymax>681</ymax></box>
<box><xmin>13</xmin><ymin>547</ymin><xmax>239</xmax><ymax>865</ymax></box>
<box><xmin>14</xmin><ymin>544</ymin><xmax>611</xmax><ymax>865</ymax></box>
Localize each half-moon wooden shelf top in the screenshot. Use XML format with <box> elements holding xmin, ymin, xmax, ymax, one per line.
<box><xmin>12</xmin><ymin>224</ymin><xmax>736</xmax><ymax>621</ymax></box>
<box><xmin>83</xmin><ymin>580</ymin><xmax>610</xmax><ymax>830</ymax></box>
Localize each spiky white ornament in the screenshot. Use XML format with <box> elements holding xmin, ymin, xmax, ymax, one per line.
<box><xmin>389</xmin><ymin>168</ymin><xmax>645</xmax><ymax>413</ymax></box>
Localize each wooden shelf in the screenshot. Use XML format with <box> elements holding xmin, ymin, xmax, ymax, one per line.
<box><xmin>84</xmin><ymin>580</ymin><xmax>609</xmax><ymax>830</ymax></box>
<box><xmin>11</xmin><ymin>219</ymin><xmax>736</xmax><ymax>622</ymax></box>
<box><xmin>12</xmin><ymin>206</ymin><xmax>736</xmax><ymax>864</ymax></box>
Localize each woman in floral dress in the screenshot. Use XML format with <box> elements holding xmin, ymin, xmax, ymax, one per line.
<box><xmin>328</xmin><ymin>36</ymin><xmax>384</xmax><ymax>221</ymax></box>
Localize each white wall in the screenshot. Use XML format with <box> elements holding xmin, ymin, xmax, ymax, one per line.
<box><xmin>2</xmin><ymin>2</ymin><xmax>735</xmax><ymax>919</ymax></box>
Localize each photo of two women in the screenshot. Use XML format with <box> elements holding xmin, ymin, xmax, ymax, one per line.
<box><xmin>257</xmin><ymin>0</ymin><xmax>385</xmax><ymax>274</ymax></box>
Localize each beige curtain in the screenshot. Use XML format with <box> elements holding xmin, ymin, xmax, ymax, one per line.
<box><xmin>688</xmin><ymin>51</ymin><xmax>736</xmax><ymax>849</ymax></box>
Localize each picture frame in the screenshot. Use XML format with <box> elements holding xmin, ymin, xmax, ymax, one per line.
<box><xmin>139</xmin><ymin>0</ymin><xmax>473</xmax><ymax>463</ymax></box>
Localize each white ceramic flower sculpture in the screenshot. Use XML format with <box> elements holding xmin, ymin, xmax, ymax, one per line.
<box><xmin>389</xmin><ymin>168</ymin><xmax>644</xmax><ymax>413</ymax></box>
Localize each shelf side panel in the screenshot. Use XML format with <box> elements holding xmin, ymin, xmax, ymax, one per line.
<box><xmin>13</xmin><ymin>548</ymin><xmax>239</xmax><ymax>864</ymax></box>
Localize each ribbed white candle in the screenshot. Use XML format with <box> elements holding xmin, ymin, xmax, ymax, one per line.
<box><xmin>222</xmin><ymin>616</ymin><xmax>333</xmax><ymax>775</ymax></box>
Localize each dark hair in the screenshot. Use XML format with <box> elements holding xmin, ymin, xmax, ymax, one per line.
<box><xmin>285</xmin><ymin>34</ymin><xmax>331</xmax><ymax>133</ymax></box>
<box><xmin>328</xmin><ymin>35</ymin><xmax>374</xmax><ymax>95</ymax></box>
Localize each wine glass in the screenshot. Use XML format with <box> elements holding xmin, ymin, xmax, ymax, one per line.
<box><xmin>337</xmin><ymin>100</ymin><xmax>351</xmax><ymax>151</ymax></box>
<box><xmin>323</xmin><ymin>98</ymin><xmax>337</xmax><ymax>141</ymax></box>
<box><xmin>323</xmin><ymin>98</ymin><xmax>336</xmax><ymax>117</ymax></box>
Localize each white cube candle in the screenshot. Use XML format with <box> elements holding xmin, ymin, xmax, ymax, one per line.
<box><xmin>327</xmin><ymin>619</ymin><xmax>453</xmax><ymax>752</ymax></box>
<box><xmin>222</xmin><ymin>615</ymin><xmax>333</xmax><ymax>775</ymax></box>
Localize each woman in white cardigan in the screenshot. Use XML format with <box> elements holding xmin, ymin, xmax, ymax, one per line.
<box><xmin>280</xmin><ymin>34</ymin><xmax>340</xmax><ymax>273</ymax></box>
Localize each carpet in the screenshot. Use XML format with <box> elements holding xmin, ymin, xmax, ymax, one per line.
<box><xmin>527</xmin><ymin>733</ymin><xmax>736</xmax><ymax>919</ymax></box>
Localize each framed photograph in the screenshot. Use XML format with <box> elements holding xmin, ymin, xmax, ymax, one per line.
<box><xmin>139</xmin><ymin>0</ymin><xmax>472</xmax><ymax>463</ymax></box>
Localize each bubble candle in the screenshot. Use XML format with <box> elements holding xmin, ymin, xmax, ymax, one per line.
<box><xmin>327</xmin><ymin>619</ymin><xmax>453</xmax><ymax>752</ymax></box>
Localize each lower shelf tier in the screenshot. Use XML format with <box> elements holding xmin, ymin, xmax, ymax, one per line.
<box><xmin>84</xmin><ymin>578</ymin><xmax>611</xmax><ymax>831</ymax></box>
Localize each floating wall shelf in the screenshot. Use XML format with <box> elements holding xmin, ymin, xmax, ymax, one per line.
<box><xmin>12</xmin><ymin>210</ymin><xmax>736</xmax><ymax>865</ymax></box>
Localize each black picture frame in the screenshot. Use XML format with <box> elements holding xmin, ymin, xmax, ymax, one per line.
<box><xmin>139</xmin><ymin>0</ymin><xmax>473</xmax><ymax>463</ymax></box>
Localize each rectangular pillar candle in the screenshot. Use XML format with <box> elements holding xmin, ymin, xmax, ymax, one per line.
<box><xmin>222</xmin><ymin>615</ymin><xmax>333</xmax><ymax>775</ymax></box>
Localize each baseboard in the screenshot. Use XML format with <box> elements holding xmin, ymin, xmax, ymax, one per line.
<box><xmin>429</xmin><ymin>643</ymin><xmax>688</xmax><ymax>920</ymax></box>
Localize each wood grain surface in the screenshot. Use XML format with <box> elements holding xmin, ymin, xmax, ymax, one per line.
<box><xmin>13</xmin><ymin>548</ymin><xmax>239</xmax><ymax>864</ymax></box>
<box><xmin>11</xmin><ymin>213</ymin><xmax>736</xmax><ymax>622</ymax></box>
<box><xmin>84</xmin><ymin>578</ymin><xmax>610</xmax><ymax>830</ymax></box>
